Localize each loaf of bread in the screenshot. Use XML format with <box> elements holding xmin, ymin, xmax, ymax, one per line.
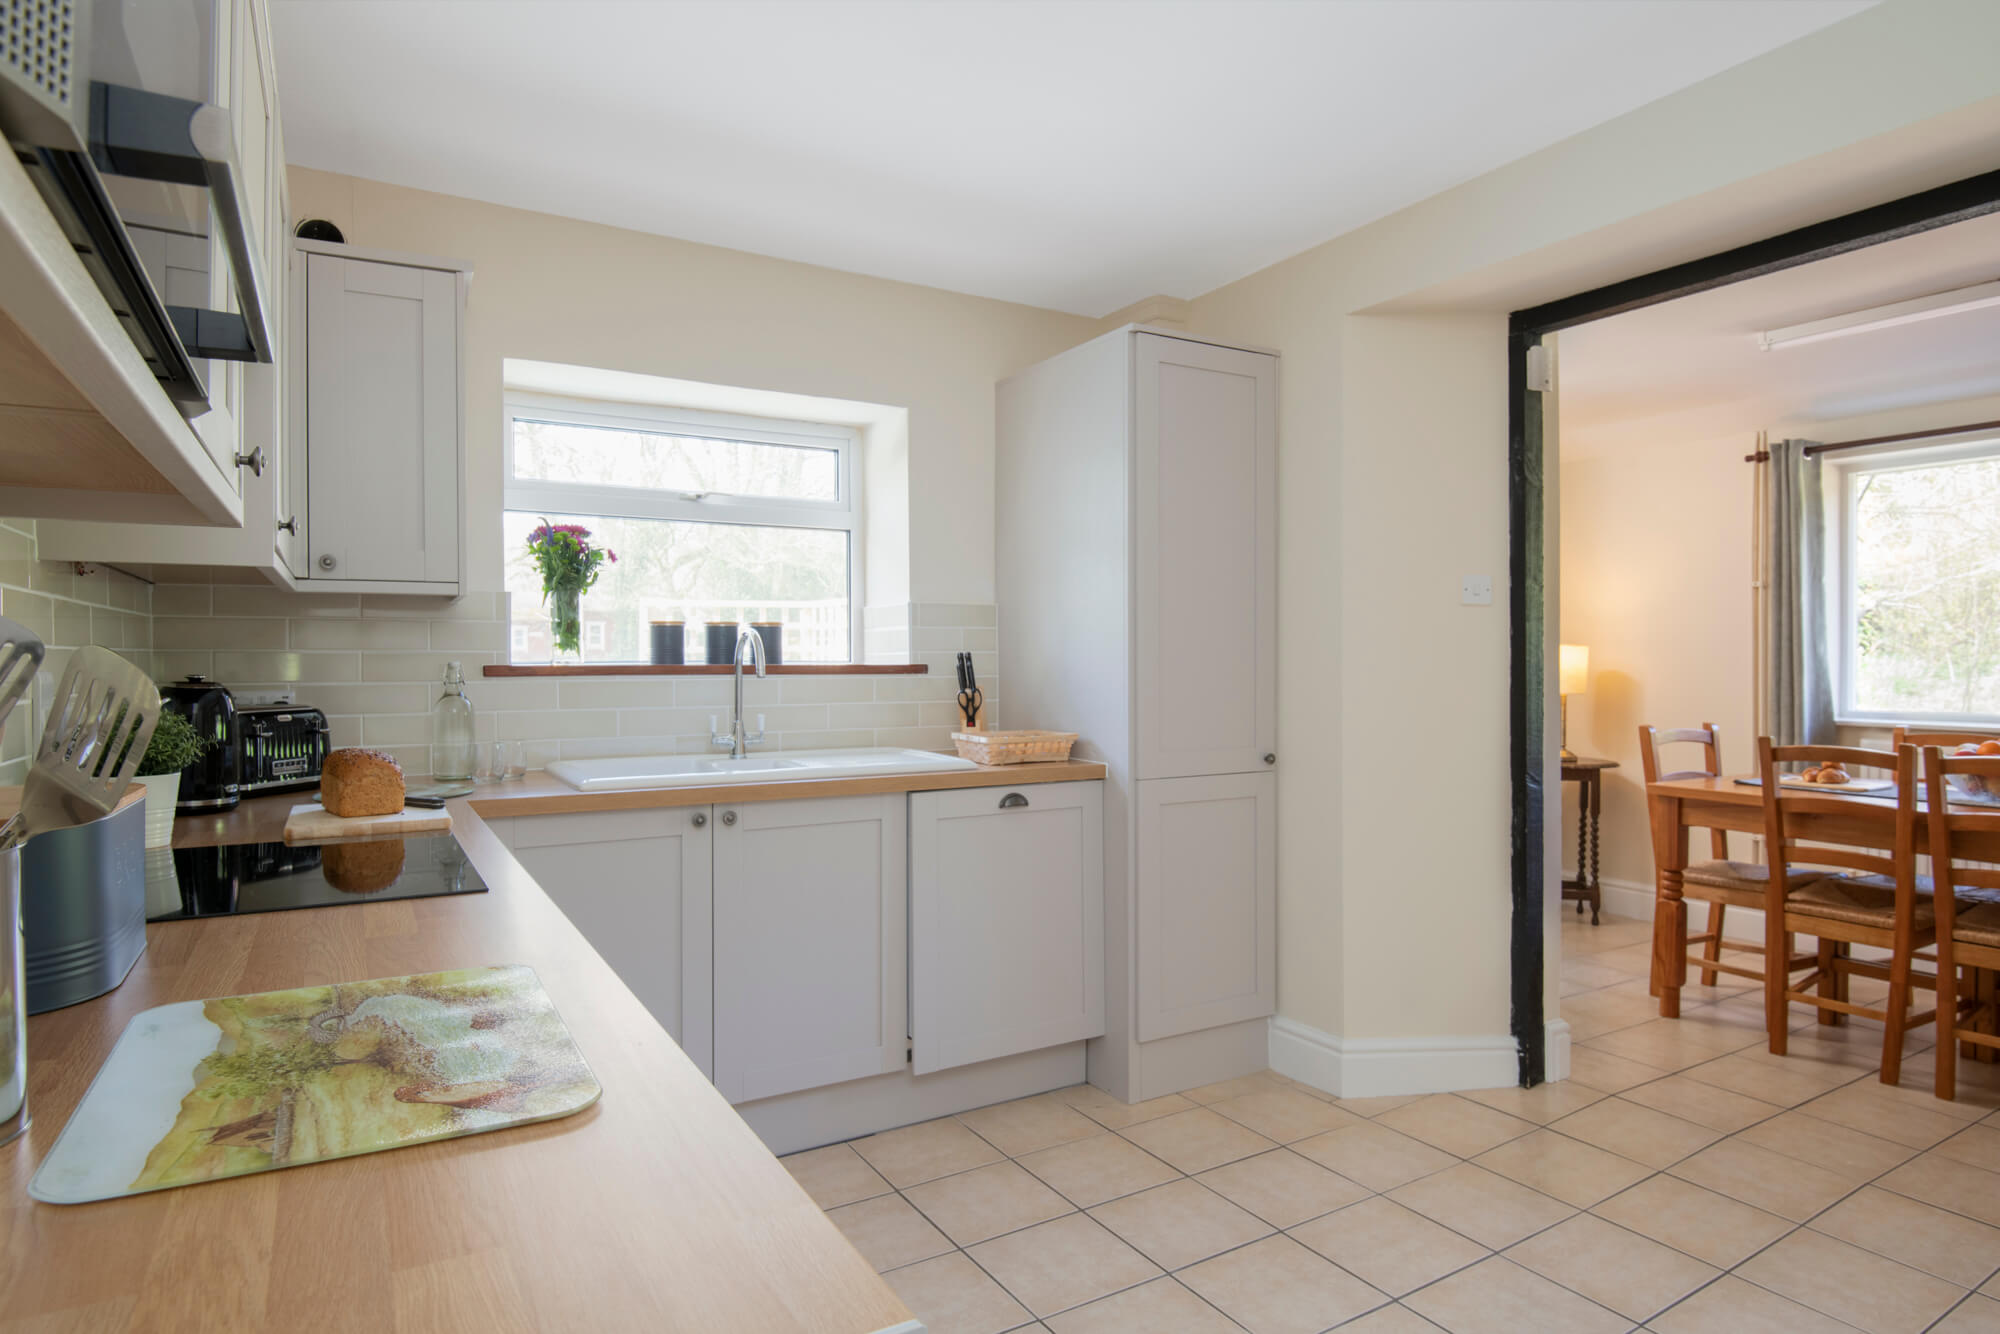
<box><xmin>321</xmin><ymin>747</ymin><xmax>406</xmax><ymax>817</ymax></box>
<box><xmin>322</xmin><ymin>838</ymin><xmax>406</xmax><ymax>893</ymax></box>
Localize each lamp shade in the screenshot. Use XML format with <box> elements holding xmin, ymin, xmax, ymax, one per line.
<box><xmin>1559</xmin><ymin>644</ymin><xmax>1590</xmax><ymax>696</ymax></box>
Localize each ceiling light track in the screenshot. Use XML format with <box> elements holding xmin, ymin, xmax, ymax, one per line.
<box><xmin>1757</xmin><ymin>277</ymin><xmax>2000</xmax><ymax>350</ymax></box>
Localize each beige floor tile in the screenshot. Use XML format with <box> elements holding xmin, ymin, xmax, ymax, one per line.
<box><xmin>1051</xmin><ymin>1083</ymin><xmax>1198</xmax><ymax>1131</ymax></box>
<box><xmin>1196</xmin><ymin>1148</ymin><xmax>1370</xmax><ymax>1229</ymax></box>
<box><xmin>781</xmin><ymin>1142</ymin><xmax>893</xmax><ymax>1210</ymax></box>
<box><xmin>1879</xmin><ymin>1153</ymin><xmax>2000</xmax><ymax>1227</ymax></box>
<box><xmin>1734</xmin><ymin>1108</ymin><xmax>1919</xmax><ymax>1182</ymax></box>
<box><xmin>1932</xmin><ymin>1295</ymin><xmax>2000</xmax><ymax>1332</ymax></box>
<box><xmin>1679</xmin><ymin>1050</ymin><xmax>1860</xmax><ymax>1107</ymax></box>
<box><xmin>826</xmin><ymin>1194</ymin><xmax>954</xmax><ymax>1272</ymax></box>
<box><xmin>1563</xmin><ymin>987</ymin><xmax>1674</xmax><ymax>1042</ymax></box>
<box><xmin>1336</xmin><ymin>1306</ymin><xmax>1448</xmax><ymax>1333</ymax></box>
<box><xmin>1208</xmin><ymin>1086</ymin><xmax>1361</xmax><ymax>1143</ymax></box>
<box><xmin>854</xmin><ymin>1115</ymin><xmax>1005</xmax><ymax>1188</ymax></box>
<box><xmin>958</xmin><ymin>1095</ymin><xmax>1105</xmax><ymax>1158</ymax></box>
<box><xmin>1588</xmin><ymin>1174</ymin><xmax>1792</xmax><ymax>1269</ymax></box>
<box><xmin>1043</xmin><ymin>1276</ymin><xmax>1243</xmax><ymax>1334</ymax></box>
<box><xmin>1118</xmin><ymin>1108</ymin><xmax>1278</xmax><ymax>1175</ymax></box>
<box><xmin>1667</xmin><ymin>1136</ymin><xmax>1856</xmax><ymax>1222</ymax></box>
<box><xmin>1460</xmin><ymin>1080</ymin><xmax>1608</xmax><ymax>1125</ymax></box>
<box><xmin>1736</xmin><ymin>1228</ymin><xmax>1965</xmax><ymax>1334</ymax></box>
<box><xmin>1647</xmin><ymin>1274</ymin><xmax>1860</xmax><ymax>1334</ymax></box>
<box><xmin>1375</xmin><ymin>1094</ymin><xmax>1538</xmax><ymax>1159</ymax></box>
<box><xmin>1588</xmin><ymin>941</ymin><xmax>1657</xmax><ymax>976</ymax></box>
<box><xmin>1583</xmin><ymin>1020</ymin><xmax>1760</xmax><ymax>1073</ymax></box>
<box><xmin>1562</xmin><ymin>959</ymin><xmax>1635</xmax><ymax>992</ymax></box>
<box><xmin>903</xmin><ymin>1161</ymin><xmax>1076</xmax><ymax>1246</ymax></box>
<box><xmin>1289</xmin><ymin>1197</ymin><xmax>1489</xmax><ymax>1297</ymax></box>
<box><xmin>883</xmin><ymin>1251</ymin><xmax>1034</xmax><ymax>1334</ymax></box>
<box><xmin>1017</xmin><ymin>1132</ymin><xmax>1181</xmax><ymax>1209</ymax></box>
<box><xmin>1184</xmin><ymin>1072</ymin><xmax>1286</xmax><ymax>1104</ymax></box>
<box><xmin>1472</xmin><ymin>1128</ymin><xmax>1653</xmax><ymax>1208</ymax></box>
<box><xmin>1903</xmin><ymin>1053</ymin><xmax>2000</xmax><ymax>1115</ymax></box>
<box><xmin>1179</xmin><ymin>1234</ymin><xmax>1386</xmax><ymax>1334</ymax></box>
<box><xmin>966</xmin><ymin>1213</ymin><xmax>1162</xmax><ymax>1318</ymax></box>
<box><xmin>1798</xmin><ymin>1080</ymin><xmax>1975</xmax><ymax>1149</ymax></box>
<box><xmin>1403</xmin><ymin>1256</ymin><xmax>1628</xmax><ymax>1334</ymax></box>
<box><xmin>1813</xmin><ymin>1186</ymin><xmax>2000</xmax><ymax>1288</ymax></box>
<box><xmin>1550</xmin><ymin>1096</ymin><xmax>1723</xmax><ymax>1169</ymax></box>
<box><xmin>1567</xmin><ymin>1046</ymin><xmax>1674</xmax><ymax>1094</ymax></box>
<box><xmin>1617</xmin><ymin>1072</ymin><xmax>1784</xmax><ymax>1133</ymax></box>
<box><xmin>1986</xmin><ymin>1272</ymin><xmax>2000</xmax><ymax>1297</ymax></box>
<box><xmin>1289</xmin><ymin>1121</ymin><xmax>1459</xmax><ymax>1193</ymax></box>
<box><xmin>1328</xmin><ymin>1092</ymin><xmax>1427</xmax><ymax>1118</ymax></box>
<box><xmin>1933</xmin><ymin>1123</ymin><xmax>2000</xmax><ymax>1174</ymax></box>
<box><xmin>1505</xmin><ymin>1214</ymin><xmax>1718</xmax><ymax>1323</ymax></box>
<box><xmin>1087</xmin><ymin>1178</ymin><xmax>1272</xmax><ymax>1271</ymax></box>
<box><xmin>1388</xmin><ymin>1163</ymin><xmax>1575</xmax><ymax>1250</ymax></box>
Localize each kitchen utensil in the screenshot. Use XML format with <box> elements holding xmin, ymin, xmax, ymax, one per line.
<box><xmin>30</xmin><ymin>964</ymin><xmax>600</xmax><ymax>1204</ymax></box>
<box><xmin>281</xmin><ymin>803</ymin><xmax>452</xmax><ymax>844</ymax></box>
<box><xmin>0</xmin><ymin>616</ymin><xmax>46</xmax><ymax>742</ymax></box>
<box><xmin>1</xmin><ymin>845</ymin><xmax>24</xmax><ymax>1146</ymax></box>
<box><xmin>1</xmin><ymin>648</ymin><xmax>161</xmax><ymax>853</ymax></box>
<box><xmin>955</xmin><ymin>652</ymin><xmax>983</xmax><ymax>730</ymax></box>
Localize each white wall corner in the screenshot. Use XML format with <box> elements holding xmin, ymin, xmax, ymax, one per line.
<box><xmin>1267</xmin><ymin>1016</ymin><xmax>1519</xmax><ymax>1099</ymax></box>
<box><xmin>1544</xmin><ymin>1018</ymin><xmax>1571</xmax><ymax>1083</ymax></box>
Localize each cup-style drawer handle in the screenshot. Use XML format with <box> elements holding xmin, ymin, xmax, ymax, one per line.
<box><xmin>692</xmin><ymin>813</ymin><xmax>707</xmax><ymax>827</ymax></box>
<box><xmin>999</xmin><ymin>793</ymin><xmax>1029</xmax><ymax>809</ymax></box>
<box><xmin>721</xmin><ymin>811</ymin><xmax>737</xmax><ymax>826</ymax></box>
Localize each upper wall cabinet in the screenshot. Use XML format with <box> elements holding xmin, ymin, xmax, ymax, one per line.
<box><xmin>0</xmin><ymin>0</ymin><xmax>291</xmax><ymax>526</ymax></box>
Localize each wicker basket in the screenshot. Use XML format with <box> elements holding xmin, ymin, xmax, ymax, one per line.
<box><xmin>953</xmin><ymin>730</ymin><xmax>1077</xmax><ymax>766</ymax></box>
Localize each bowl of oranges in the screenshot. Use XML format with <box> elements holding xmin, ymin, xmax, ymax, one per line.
<box><xmin>1947</xmin><ymin>740</ymin><xmax>2000</xmax><ymax>802</ymax></box>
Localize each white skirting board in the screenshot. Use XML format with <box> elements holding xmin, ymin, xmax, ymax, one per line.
<box><xmin>1545</xmin><ymin>1018</ymin><xmax>1571</xmax><ymax>1083</ymax></box>
<box><xmin>1595</xmin><ymin>876</ymin><xmax>1765</xmax><ymax>944</ymax></box>
<box><xmin>1267</xmin><ymin>1016</ymin><xmax>1519</xmax><ymax>1099</ymax></box>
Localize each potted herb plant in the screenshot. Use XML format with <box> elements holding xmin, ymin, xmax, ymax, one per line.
<box><xmin>135</xmin><ymin>710</ymin><xmax>207</xmax><ymax>848</ymax></box>
<box><xmin>525</xmin><ymin>520</ymin><xmax>616</xmax><ymax>663</ymax></box>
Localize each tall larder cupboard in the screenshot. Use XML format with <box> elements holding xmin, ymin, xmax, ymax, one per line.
<box><xmin>997</xmin><ymin>326</ymin><xmax>1277</xmax><ymax>1103</ymax></box>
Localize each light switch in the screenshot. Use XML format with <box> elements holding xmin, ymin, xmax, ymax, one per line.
<box><xmin>1461</xmin><ymin>575</ymin><xmax>1493</xmax><ymax>606</ymax></box>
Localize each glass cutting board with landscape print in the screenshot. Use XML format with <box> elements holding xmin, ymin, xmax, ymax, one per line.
<box><xmin>31</xmin><ymin>965</ymin><xmax>601</xmax><ymax>1204</ymax></box>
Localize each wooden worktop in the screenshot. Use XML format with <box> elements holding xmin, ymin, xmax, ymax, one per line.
<box><xmin>2</xmin><ymin>790</ymin><xmax>921</xmax><ymax>1332</ymax></box>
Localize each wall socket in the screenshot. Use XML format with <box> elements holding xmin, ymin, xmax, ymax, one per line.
<box><xmin>1461</xmin><ymin>575</ymin><xmax>1494</xmax><ymax>606</ymax></box>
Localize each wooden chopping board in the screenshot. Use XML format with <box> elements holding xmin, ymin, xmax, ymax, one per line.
<box><xmin>30</xmin><ymin>964</ymin><xmax>601</xmax><ymax>1205</ymax></box>
<box><xmin>283</xmin><ymin>802</ymin><xmax>452</xmax><ymax>843</ymax></box>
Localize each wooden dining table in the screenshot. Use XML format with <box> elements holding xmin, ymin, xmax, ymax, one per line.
<box><xmin>1644</xmin><ymin>775</ymin><xmax>2000</xmax><ymax>1020</ymax></box>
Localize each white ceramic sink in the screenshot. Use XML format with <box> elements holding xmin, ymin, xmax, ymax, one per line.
<box><xmin>546</xmin><ymin>747</ymin><xmax>978</xmax><ymax>792</ymax></box>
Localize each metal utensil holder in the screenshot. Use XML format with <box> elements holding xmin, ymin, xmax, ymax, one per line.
<box><xmin>1</xmin><ymin>845</ymin><xmax>25</xmax><ymax>1146</ymax></box>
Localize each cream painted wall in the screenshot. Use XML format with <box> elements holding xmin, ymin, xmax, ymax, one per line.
<box><xmin>286</xmin><ymin>167</ymin><xmax>1099</xmax><ymax>605</ymax></box>
<box><xmin>1187</xmin><ymin>0</ymin><xmax>2000</xmax><ymax>1054</ymax></box>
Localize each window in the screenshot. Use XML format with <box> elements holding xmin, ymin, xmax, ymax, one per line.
<box><xmin>1833</xmin><ymin>436</ymin><xmax>2000</xmax><ymax>724</ymax></box>
<box><xmin>504</xmin><ymin>396</ymin><xmax>860</xmax><ymax>663</ymax></box>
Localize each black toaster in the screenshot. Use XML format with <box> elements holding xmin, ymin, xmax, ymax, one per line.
<box><xmin>236</xmin><ymin>706</ymin><xmax>332</xmax><ymax>797</ymax></box>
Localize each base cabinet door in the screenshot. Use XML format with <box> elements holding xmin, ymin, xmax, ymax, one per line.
<box><xmin>499</xmin><ymin>808</ymin><xmax>714</xmax><ymax>1076</ymax></box>
<box><xmin>910</xmin><ymin>781</ymin><xmax>1104</xmax><ymax>1074</ymax></box>
<box><xmin>1135</xmin><ymin>772</ymin><xmax>1275</xmax><ymax>1041</ymax></box>
<box><xmin>713</xmin><ymin>794</ymin><xmax>907</xmax><ymax>1104</ymax></box>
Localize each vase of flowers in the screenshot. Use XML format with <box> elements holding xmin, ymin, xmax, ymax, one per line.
<box><xmin>526</xmin><ymin>520</ymin><xmax>616</xmax><ymax>663</ymax></box>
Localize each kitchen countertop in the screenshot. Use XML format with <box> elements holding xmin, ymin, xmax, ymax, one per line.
<box><xmin>2</xmin><ymin>787</ymin><xmax>926</xmax><ymax>1332</ymax></box>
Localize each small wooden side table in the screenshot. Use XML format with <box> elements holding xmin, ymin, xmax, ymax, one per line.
<box><xmin>1562</xmin><ymin>757</ymin><xmax>1618</xmax><ymax>924</ymax></box>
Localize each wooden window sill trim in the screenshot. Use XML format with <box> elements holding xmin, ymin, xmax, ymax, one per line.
<box><xmin>483</xmin><ymin>663</ymin><xmax>929</xmax><ymax>677</ymax></box>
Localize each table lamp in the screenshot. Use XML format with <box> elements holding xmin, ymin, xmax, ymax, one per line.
<box><xmin>1559</xmin><ymin>644</ymin><xmax>1589</xmax><ymax>763</ymax></box>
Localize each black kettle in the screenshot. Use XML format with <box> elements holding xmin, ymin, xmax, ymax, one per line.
<box><xmin>160</xmin><ymin>675</ymin><xmax>239</xmax><ymax>813</ymax></box>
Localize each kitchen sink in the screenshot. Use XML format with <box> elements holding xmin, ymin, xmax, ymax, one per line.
<box><xmin>545</xmin><ymin>747</ymin><xmax>978</xmax><ymax>792</ymax></box>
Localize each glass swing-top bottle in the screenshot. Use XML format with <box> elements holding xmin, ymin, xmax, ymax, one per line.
<box><xmin>432</xmin><ymin>661</ymin><xmax>477</xmax><ymax>781</ymax></box>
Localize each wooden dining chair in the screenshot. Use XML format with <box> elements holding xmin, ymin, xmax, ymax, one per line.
<box><xmin>1892</xmin><ymin>727</ymin><xmax>1996</xmax><ymax>751</ymax></box>
<box><xmin>1921</xmin><ymin>747</ymin><xmax>2000</xmax><ymax>1101</ymax></box>
<box><xmin>1757</xmin><ymin>739</ymin><xmax>1935</xmax><ymax>1084</ymax></box>
<box><xmin>1640</xmin><ymin>723</ymin><xmax>1825</xmax><ymax>991</ymax></box>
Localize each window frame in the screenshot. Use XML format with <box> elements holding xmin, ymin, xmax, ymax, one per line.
<box><xmin>1830</xmin><ymin>431</ymin><xmax>2000</xmax><ymax>729</ymax></box>
<box><xmin>502</xmin><ymin>393</ymin><xmax>864</xmax><ymax>664</ymax></box>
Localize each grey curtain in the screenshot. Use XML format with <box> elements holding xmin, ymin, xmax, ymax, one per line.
<box><xmin>1766</xmin><ymin>438</ymin><xmax>1835</xmax><ymax>745</ymax></box>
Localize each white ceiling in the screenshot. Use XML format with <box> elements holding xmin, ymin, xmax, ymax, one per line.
<box><xmin>1558</xmin><ymin>209</ymin><xmax>2000</xmax><ymax>452</ymax></box>
<box><xmin>268</xmin><ymin>0</ymin><xmax>1873</xmax><ymax>317</ymax></box>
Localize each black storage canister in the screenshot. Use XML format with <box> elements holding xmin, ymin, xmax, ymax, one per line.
<box><xmin>704</xmin><ymin>621</ymin><xmax>738</xmax><ymax>665</ymax></box>
<box><xmin>751</xmin><ymin>622</ymin><xmax>783</xmax><ymax>665</ymax></box>
<box><xmin>649</xmin><ymin>620</ymin><xmax>684</xmax><ymax>666</ymax></box>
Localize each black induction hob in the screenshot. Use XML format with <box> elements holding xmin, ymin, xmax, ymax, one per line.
<box><xmin>145</xmin><ymin>833</ymin><xmax>488</xmax><ymax>921</ymax></box>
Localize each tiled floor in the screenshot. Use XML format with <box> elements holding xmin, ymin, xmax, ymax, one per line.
<box><xmin>783</xmin><ymin>913</ymin><xmax>2000</xmax><ymax>1333</ymax></box>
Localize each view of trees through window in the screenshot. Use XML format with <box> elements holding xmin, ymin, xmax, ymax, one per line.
<box><xmin>1848</xmin><ymin>452</ymin><xmax>2000</xmax><ymax>717</ymax></box>
<box><xmin>506</xmin><ymin>417</ymin><xmax>852</xmax><ymax>663</ymax></box>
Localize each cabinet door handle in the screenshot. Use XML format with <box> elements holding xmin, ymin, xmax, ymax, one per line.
<box><xmin>277</xmin><ymin>516</ymin><xmax>297</xmax><ymax>535</ymax></box>
<box><xmin>691</xmin><ymin>812</ymin><xmax>707</xmax><ymax>827</ymax></box>
<box><xmin>999</xmin><ymin>792</ymin><xmax>1029</xmax><ymax>809</ymax></box>
<box><xmin>318</xmin><ymin>554</ymin><xmax>337</xmax><ymax>571</ymax></box>
<box><xmin>721</xmin><ymin>811</ymin><xmax>737</xmax><ymax>826</ymax></box>
<box><xmin>233</xmin><ymin>447</ymin><xmax>265</xmax><ymax>476</ymax></box>
<box><xmin>1264</xmin><ymin>753</ymin><xmax>1277</xmax><ymax>765</ymax></box>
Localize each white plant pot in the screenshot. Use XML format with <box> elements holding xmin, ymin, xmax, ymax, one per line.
<box><xmin>136</xmin><ymin>773</ymin><xmax>182</xmax><ymax>849</ymax></box>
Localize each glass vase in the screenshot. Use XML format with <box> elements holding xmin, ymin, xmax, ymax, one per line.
<box><xmin>549</xmin><ymin>586</ymin><xmax>583</xmax><ymax>664</ymax></box>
